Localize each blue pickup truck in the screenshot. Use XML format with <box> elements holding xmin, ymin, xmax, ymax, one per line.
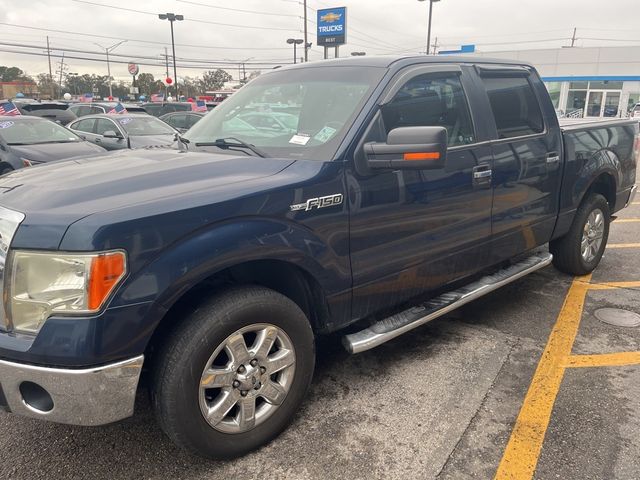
<box><xmin>0</xmin><ymin>56</ymin><xmax>636</xmax><ymax>459</ymax></box>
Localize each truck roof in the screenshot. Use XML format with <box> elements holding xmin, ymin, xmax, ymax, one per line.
<box><xmin>279</xmin><ymin>54</ymin><xmax>535</xmax><ymax>71</ymax></box>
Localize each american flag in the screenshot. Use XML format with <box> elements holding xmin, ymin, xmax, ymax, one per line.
<box><xmin>0</xmin><ymin>101</ymin><xmax>21</xmax><ymax>116</ymax></box>
<box><xmin>108</xmin><ymin>102</ymin><xmax>128</xmax><ymax>115</ymax></box>
<box><xmin>191</xmin><ymin>100</ymin><xmax>207</xmax><ymax>112</ymax></box>
<box><xmin>150</xmin><ymin>93</ymin><xmax>164</xmax><ymax>102</ymax></box>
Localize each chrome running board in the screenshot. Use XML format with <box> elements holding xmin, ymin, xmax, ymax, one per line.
<box><xmin>343</xmin><ymin>252</ymin><xmax>553</xmax><ymax>354</ymax></box>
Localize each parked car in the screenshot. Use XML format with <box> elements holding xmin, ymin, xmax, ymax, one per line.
<box><xmin>10</xmin><ymin>99</ymin><xmax>77</xmax><ymax>124</ymax></box>
<box><xmin>0</xmin><ymin>56</ymin><xmax>636</xmax><ymax>461</ymax></box>
<box><xmin>67</xmin><ymin>113</ymin><xmax>178</xmax><ymax>150</ymax></box>
<box><xmin>68</xmin><ymin>102</ymin><xmax>148</xmax><ymax>117</ymax></box>
<box><xmin>159</xmin><ymin>111</ymin><xmax>205</xmax><ymax>133</ymax></box>
<box><xmin>0</xmin><ymin>115</ymin><xmax>105</xmax><ymax>173</ymax></box>
<box><xmin>141</xmin><ymin>102</ymin><xmax>195</xmax><ymax>117</ymax></box>
<box><xmin>237</xmin><ymin>111</ymin><xmax>298</xmax><ymax>134</ymax></box>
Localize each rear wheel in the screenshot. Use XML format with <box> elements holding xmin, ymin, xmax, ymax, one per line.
<box><xmin>151</xmin><ymin>286</ymin><xmax>315</xmax><ymax>459</ymax></box>
<box><xmin>550</xmin><ymin>193</ymin><xmax>610</xmax><ymax>275</ymax></box>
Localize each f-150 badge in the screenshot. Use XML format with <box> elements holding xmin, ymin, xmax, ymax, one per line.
<box><xmin>290</xmin><ymin>194</ymin><xmax>343</xmax><ymax>212</ymax></box>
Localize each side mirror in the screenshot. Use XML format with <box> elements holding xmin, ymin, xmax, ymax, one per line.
<box><xmin>103</xmin><ymin>130</ymin><xmax>123</xmax><ymax>139</ymax></box>
<box><xmin>364</xmin><ymin>126</ymin><xmax>447</xmax><ymax>170</ymax></box>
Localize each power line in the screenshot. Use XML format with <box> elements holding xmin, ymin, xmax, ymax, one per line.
<box><xmin>70</xmin><ymin>0</ymin><xmax>297</xmax><ymax>31</ymax></box>
<box><xmin>0</xmin><ymin>23</ymin><xmax>292</xmax><ymax>51</ymax></box>
<box><xmin>0</xmin><ymin>47</ymin><xmax>278</xmax><ymax>71</ymax></box>
<box><xmin>176</xmin><ymin>0</ymin><xmax>299</xmax><ymax>18</ymax></box>
<box><xmin>0</xmin><ymin>40</ymin><xmax>290</xmax><ymax>65</ymax></box>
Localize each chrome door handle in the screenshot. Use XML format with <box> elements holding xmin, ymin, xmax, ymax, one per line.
<box><xmin>473</xmin><ymin>169</ymin><xmax>492</xmax><ymax>179</ymax></box>
<box><xmin>546</xmin><ymin>153</ymin><xmax>560</xmax><ymax>164</ymax></box>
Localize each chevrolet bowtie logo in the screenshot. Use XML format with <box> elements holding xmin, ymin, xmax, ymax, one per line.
<box><xmin>320</xmin><ymin>12</ymin><xmax>342</xmax><ymax>23</ymax></box>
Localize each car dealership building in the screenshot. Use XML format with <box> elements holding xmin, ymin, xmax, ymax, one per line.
<box><xmin>447</xmin><ymin>45</ymin><xmax>640</xmax><ymax>119</ymax></box>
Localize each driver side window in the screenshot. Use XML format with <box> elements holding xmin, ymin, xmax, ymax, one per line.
<box><xmin>381</xmin><ymin>74</ymin><xmax>475</xmax><ymax>147</ymax></box>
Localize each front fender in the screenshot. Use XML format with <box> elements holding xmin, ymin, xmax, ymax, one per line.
<box><xmin>110</xmin><ymin>215</ymin><xmax>351</xmax><ymax>323</ymax></box>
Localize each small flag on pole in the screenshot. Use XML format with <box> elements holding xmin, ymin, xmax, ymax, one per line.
<box><xmin>150</xmin><ymin>93</ymin><xmax>165</xmax><ymax>103</ymax></box>
<box><xmin>191</xmin><ymin>100</ymin><xmax>207</xmax><ymax>112</ymax></box>
<box><xmin>0</xmin><ymin>101</ymin><xmax>21</xmax><ymax>116</ymax></box>
<box><xmin>108</xmin><ymin>102</ymin><xmax>128</xmax><ymax>115</ymax></box>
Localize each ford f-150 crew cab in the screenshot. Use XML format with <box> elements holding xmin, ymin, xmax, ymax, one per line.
<box><xmin>0</xmin><ymin>56</ymin><xmax>636</xmax><ymax>459</ymax></box>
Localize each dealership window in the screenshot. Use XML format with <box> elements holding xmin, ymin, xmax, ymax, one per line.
<box><xmin>481</xmin><ymin>76</ymin><xmax>544</xmax><ymax>139</ymax></box>
<box><xmin>545</xmin><ymin>82</ymin><xmax>561</xmax><ymax>108</ymax></box>
<box><xmin>627</xmin><ymin>93</ymin><xmax>640</xmax><ymax>113</ymax></box>
<box><xmin>588</xmin><ymin>81</ymin><xmax>623</xmax><ymax>90</ymax></box>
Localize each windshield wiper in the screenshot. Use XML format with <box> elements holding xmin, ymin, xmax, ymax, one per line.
<box><xmin>194</xmin><ymin>137</ymin><xmax>269</xmax><ymax>158</ymax></box>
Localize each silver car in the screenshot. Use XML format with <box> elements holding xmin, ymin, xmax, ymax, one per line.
<box><xmin>67</xmin><ymin>113</ymin><xmax>178</xmax><ymax>151</ymax></box>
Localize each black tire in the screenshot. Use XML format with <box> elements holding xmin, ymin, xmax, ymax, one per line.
<box><xmin>550</xmin><ymin>193</ymin><xmax>610</xmax><ymax>275</ymax></box>
<box><xmin>151</xmin><ymin>286</ymin><xmax>315</xmax><ymax>459</ymax></box>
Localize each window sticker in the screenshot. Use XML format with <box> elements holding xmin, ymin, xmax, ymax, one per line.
<box><xmin>118</xmin><ymin>118</ymin><xmax>133</xmax><ymax>125</ymax></box>
<box><xmin>314</xmin><ymin>125</ymin><xmax>337</xmax><ymax>143</ymax></box>
<box><xmin>289</xmin><ymin>133</ymin><xmax>311</xmax><ymax>145</ymax></box>
<box><xmin>0</xmin><ymin>121</ymin><xmax>14</xmax><ymax>129</ymax></box>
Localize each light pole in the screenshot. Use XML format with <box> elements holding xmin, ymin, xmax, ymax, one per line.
<box><xmin>286</xmin><ymin>38</ymin><xmax>304</xmax><ymax>64</ymax></box>
<box><xmin>418</xmin><ymin>0</ymin><xmax>440</xmax><ymax>55</ymax></box>
<box><xmin>94</xmin><ymin>40</ymin><xmax>127</xmax><ymax>99</ymax></box>
<box><xmin>158</xmin><ymin>13</ymin><xmax>184</xmax><ymax>97</ymax></box>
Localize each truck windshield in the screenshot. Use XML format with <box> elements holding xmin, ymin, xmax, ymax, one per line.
<box><xmin>183</xmin><ymin>66</ymin><xmax>386</xmax><ymax>159</ymax></box>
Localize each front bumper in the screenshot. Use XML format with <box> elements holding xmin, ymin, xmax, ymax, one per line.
<box><xmin>0</xmin><ymin>355</ymin><xmax>143</xmax><ymax>426</ymax></box>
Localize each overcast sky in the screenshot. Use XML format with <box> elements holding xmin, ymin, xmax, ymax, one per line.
<box><xmin>1</xmin><ymin>0</ymin><xmax>639</xmax><ymax>83</ymax></box>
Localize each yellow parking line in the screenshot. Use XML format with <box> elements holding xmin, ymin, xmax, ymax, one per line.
<box><xmin>633</xmin><ymin>202</ymin><xmax>640</xmax><ymax>205</ymax></box>
<box><xmin>565</xmin><ymin>352</ymin><xmax>640</xmax><ymax>368</ymax></box>
<box><xmin>494</xmin><ymin>276</ymin><xmax>591</xmax><ymax>480</ymax></box>
<box><xmin>607</xmin><ymin>243</ymin><xmax>640</xmax><ymax>249</ymax></box>
<box><xmin>614</xmin><ymin>218</ymin><xmax>640</xmax><ymax>223</ymax></box>
<box><xmin>581</xmin><ymin>281</ymin><xmax>640</xmax><ymax>290</ymax></box>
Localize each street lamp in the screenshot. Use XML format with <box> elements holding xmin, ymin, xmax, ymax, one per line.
<box><xmin>351</xmin><ymin>52</ymin><xmax>366</xmax><ymax>56</ymax></box>
<box><xmin>286</xmin><ymin>38</ymin><xmax>304</xmax><ymax>64</ymax></box>
<box><xmin>158</xmin><ymin>12</ymin><xmax>184</xmax><ymax>96</ymax></box>
<box><xmin>418</xmin><ymin>0</ymin><xmax>441</xmax><ymax>55</ymax></box>
<box><xmin>94</xmin><ymin>40</ymin><xmax>127</xmax><ymax>99</ymax></box>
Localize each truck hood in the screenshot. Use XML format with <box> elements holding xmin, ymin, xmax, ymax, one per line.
<box><xmin>9</xmin><ymin>141</ymin><xmax>105</xmax><ymax>163</ymax></box>
<box><xmin>0</xmin><ymin>149</ymin><xmax>295</xmax><ymax>248</ymax></box>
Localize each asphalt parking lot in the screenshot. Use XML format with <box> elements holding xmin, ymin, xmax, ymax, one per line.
<box><xmin>1</xmin><ymin>187</ymin><xmax>638</xmax><ymax>480</ymax></box>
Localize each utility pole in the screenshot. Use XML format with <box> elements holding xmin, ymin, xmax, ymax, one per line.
<box><xmin>570</xmin><ymin>27</ymin><xmax>577</xmax><ymax>47</ymax></box>
<box><xmin>56</xmin><ymin>52</ymin><xmax>67</xmax><ymax>99</ymax></box>
<box><xmin>303</xmin><ymin>0</ymin><xmax>308</xmax><ymax>62</ymax></box>
<box><xmin>164</xmin><ymin>47</ymin><xmax>170</xmax><ymax>98</ymax></box>
<box><xmin>431</xmin><ymin>37</ymin><xmax>439</xmax><ymax>55</ymax></box>
<box><xmin>242</xmin><ymin>63</ymin><xmax>246</xmax><ymax>84</ymax></box>
<box><xmin>46</xmin><ymin>36</ymin><xmax>54</xmax><ymax>99</ymax></box>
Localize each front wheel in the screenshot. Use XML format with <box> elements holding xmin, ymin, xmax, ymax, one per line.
<box><xmin>151</xmin><ymin>286</ymin><xmax>315</xmax><ymax>459</ymax></box>
<box><xmin>550</xmin><ymin>193</ymin><xmax>610</xmax><ymax>275</ymax></box>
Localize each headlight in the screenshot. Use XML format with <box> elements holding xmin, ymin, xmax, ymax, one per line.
<box><xmin>7</xmin><ymin>250</ymin><xmax>126</xmax><ymax>334</ymax></box>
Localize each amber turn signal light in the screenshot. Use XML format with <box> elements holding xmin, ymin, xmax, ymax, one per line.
<box><xmin>88</xmin><ymin>252</ymin><xmax>126</xmax><ymax>310</ymax></box>
<box><xmin>403</xmin><ymin>152</ymin><xmax>440</xmax><ymax>161</ymax></box>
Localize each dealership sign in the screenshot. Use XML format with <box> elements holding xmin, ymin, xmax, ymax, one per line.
<box><xmin>127</xmin><ymin>62</ymin><xmax>139</xmax><ymax>76</ymax></box>
<box><xmin>317</xmin><ymin>7</ymin><xmax>346</xmax><ymax>46</ymax></box>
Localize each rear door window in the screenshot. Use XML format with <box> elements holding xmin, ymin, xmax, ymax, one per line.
<box><xmin>71</xmin><ymin>118</ymin><xmax>96</xmax><ymax>133</ymax></box>
<box><xmin>381</xmin><ymin>73</ymin><xmax>476</xmax><ymax>147</ymax></box>
<box><xmin>481</xmin><ymin>76</ymin><xmax>544</xmax><ymax>139</ymax></box>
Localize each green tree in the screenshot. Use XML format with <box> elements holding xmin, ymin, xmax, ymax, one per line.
<box><xmin>36</xmin><ymin>73</ymin><xmax>58</xmax><ymax>99</ymax></box>
<box><xmin>0</xmin><ymin>66</ymin><xmax>33</xmax><ymax>82</ymax></box>
<box><xmin>135</xmin><ymin>73</ymin><xmax>164</xmax><ymax>96</ymax></box>
<box><xmin>197</xmin><ymin>69</ymin><xmax>233</xmax><ymax>93</ymax></box>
